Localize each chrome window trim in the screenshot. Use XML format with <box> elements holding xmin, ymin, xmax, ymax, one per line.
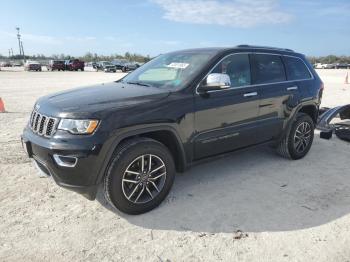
<box><xmin>195</xmin><ymin>52</ymin><xmax>314</xmax><ymax>95</ymax></box>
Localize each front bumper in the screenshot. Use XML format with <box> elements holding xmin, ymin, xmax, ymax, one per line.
<box><xmin>21</xmin><ymin>127</ymin><xmax>108</xmax><ymax>200</ymax></box>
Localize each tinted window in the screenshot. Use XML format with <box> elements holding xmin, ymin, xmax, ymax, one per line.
<box><xmin>284</xmin><ymin>56</ymin><xmax>312</xmax><ymax>80</ymax></box>
<box><xmin>251</xmin><ymin>54</ymin><xmax>286</xmax><ymax>84</ymax></box>
<box><xmin>211</xmin><ymin>54</ymin><xmax>251</xmax><ymax>87</ymax></box>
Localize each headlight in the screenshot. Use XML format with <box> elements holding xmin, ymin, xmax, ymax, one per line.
<box><xmin>58</xmin><ymin>119</ymin><xmax>99</xmax><ymax>134</ymax></box>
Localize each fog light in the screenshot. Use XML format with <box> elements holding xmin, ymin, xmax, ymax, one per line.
<box><xmin>53</xmin><ymin>154</ymin><xmax>78</xmax><ymax>167</ymax></box>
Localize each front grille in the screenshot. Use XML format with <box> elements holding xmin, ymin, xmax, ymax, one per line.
<box><xmin>29</xmin><ymin>110</ymin><xmax>58</xmax><ymax>137</ymax></box>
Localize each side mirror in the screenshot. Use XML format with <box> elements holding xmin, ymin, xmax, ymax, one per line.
<box><xmin>198</xmin><ymin>73</ymin><xmax>231</xmax><ymax>93</ymax></box>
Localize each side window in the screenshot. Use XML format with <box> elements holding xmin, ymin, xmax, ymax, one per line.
<box><xmin>284</xmin><ymin>56</ymin><xmax>312</xmax><ymax>80</ymax></box>
<box><xmin>251</xmin><ymin>54</ymin><xmax>286</xmax><ymax>84</ymax></box>
<box><xmin>211</xmin><ymin>54</ymin><xmax>251</xmax><ymax>87</ymax></box>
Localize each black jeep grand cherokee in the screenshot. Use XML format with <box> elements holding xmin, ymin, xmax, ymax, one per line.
<box><xmin>22</xmin><ymin>46</ymin><xmax>323</xmax><ymax>214</ymax></box>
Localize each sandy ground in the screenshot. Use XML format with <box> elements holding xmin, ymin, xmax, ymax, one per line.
<box><xmin>0</xmin><ymin>68</ymin><xmax>350</xmax><ymax>261</ymax></box>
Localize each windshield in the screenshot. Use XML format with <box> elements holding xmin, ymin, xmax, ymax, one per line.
<box><xmin>121</xmin><ymin>51</ymin><xmax>217</xmax><ymax>89</ymax></box>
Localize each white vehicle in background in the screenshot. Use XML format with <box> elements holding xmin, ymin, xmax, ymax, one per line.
<box><xmin>24</xmin><ymin>61</ymin><xmax>42</xmax><ymax>71</ymax></box>
<box><xmin>314</xmin><ymin>63</ymin><xmax>324</xmax><ymax>69</ymax></box>
<box><xmin>314</xmin><ymin>63</ymin><xmax>336</xmax><ymax>69</ymax></box>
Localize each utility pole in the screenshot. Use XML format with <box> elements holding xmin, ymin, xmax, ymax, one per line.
<box><xmin>16</xmin><ymin>27</ymin><xmax>22</xmax><ymax>56</ymax></box>
<box><xmin>16</xmin><ymin>27</ymin><xmax>25</xmax><ymax>62</ymax></box>
<box><xmin>8</xmin><ymin>49</ymin><xmax>11</xmax><ymax>58</ymax></box>
<box><xmin>20</xmin><ymin>41</ymin><xmax>25</xmax><ymax>61</ymax></box>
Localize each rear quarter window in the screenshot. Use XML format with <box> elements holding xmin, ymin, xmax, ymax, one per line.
<box><xmin>251</xmin><ymin>54</ymin><xmax>286</xmax><ymax>84</ymax></box>
<box><xmin>283</xmin><ymin>56</ymin><xmax>312</xmax><ymax>80</ymax></box>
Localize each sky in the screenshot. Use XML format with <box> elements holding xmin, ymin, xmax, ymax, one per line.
<box><xmin>0</xmin><ymin>0</ymin><xmax>349</xmax><ymax>57</ymax></box>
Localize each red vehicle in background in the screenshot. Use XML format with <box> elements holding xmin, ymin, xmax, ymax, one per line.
<box><xmin>47</xmin><ymin>60</ymin><xmax>65</xmax><ymax>71</ymax></box>
<box><xmin>65</xmin><ymin>59</ymin><xmax>84</xmax><ymax>71</ymax></box>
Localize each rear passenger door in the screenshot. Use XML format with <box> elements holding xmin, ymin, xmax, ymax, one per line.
<box><xmin>250</xmin><ymin>53</ymin><xmax>299</xmax><ymax>143</ymax></box>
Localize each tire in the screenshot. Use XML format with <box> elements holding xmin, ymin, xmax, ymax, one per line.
<box><xmin>276</xmin><ymin>113</ymin><xmax>314</xmax><ymax>160</ymax></box>
<box><xmin>104</xmin><ymin>137</ymin><xmax>175</xmax><ymax>214</ymax></box>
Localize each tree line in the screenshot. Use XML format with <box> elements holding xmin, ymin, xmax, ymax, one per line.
<box><xmin>0</xmin><ymin>52</ymin><xmax>152</xmax><ymax>63</ymax></box>
<box><xmin>307</xmin><ymin>55</ymin><xmax>350</xmax><ymax>64</ymax></box>
<box><xmin>1</xmin><ymin>53</ymin><xmax>350</xmax><ymax>65</ymax></box>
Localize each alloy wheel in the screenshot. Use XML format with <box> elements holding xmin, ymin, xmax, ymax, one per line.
<box><xmin>122</xmin><ymin>154</ymin><xmax>167</xmax><ymax>204</ymax></box>
<box><xmin>293</xmin><ymin>122</ymin><xmax>312</xmax><ymax>153</ymax></box>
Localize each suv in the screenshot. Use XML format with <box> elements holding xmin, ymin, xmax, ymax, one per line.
<box><xmin>121</xmin><ymin>62</ymin><xmax>139</xmax><ymax>72</ymax></box>
<box><xmin>65</xmin><ymin>59</ymin><xmax>84</xmax><ymax>71</ymax></box>
<box><xmin>96</xmin><ymin>61</ymin><xmax>117</xmax><ymax>72</ymax></box>
<box><xmin>47</xmin><ymin>60</ymin><xmax>65</xmax><ymax>71</ymax></box>
<box><xmin>21</xmin><ymin>46</ymin><xmax>323</xmax><ymax>214</ymax></box>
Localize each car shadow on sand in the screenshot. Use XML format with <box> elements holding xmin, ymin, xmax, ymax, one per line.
<box><xmin>97</xmin><ymin>137</ymin><xmax>350</xmax><ymax>233</ymax></box>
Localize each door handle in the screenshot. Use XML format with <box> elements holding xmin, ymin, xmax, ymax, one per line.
<box><xmin>243</xmin><ymin>92</ymin><xmax>258</xmax><ymax>97</ymax></box>
<box><xmin>287</xmin><ymin>86</ymin><xmax>298</xmax><ymax>91</ymax></box>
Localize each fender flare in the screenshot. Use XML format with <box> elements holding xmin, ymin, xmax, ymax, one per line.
<box><xmin>278</xmin><ymin>101</ymin><xmax>319</xmax><ymax>142</ymax></box>
<box><xmin>94</xmin><ymin>125</ymin><xmax>187</xmax><ymax>184</ymax></box>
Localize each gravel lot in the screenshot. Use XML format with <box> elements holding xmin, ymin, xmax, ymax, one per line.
<box><xmin>0</xmin><ymin>68</ymin><xmax>350</xmax><ymax>261</ymax></box>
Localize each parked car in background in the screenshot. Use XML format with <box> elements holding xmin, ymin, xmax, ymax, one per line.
<box><xmin>65</xmin><ymin>59</ymin><xmax>84</xmax><ymax>71</ymax></box>
<box><xmin>24</xmin><ymin>61</ymin><xmax>42</xmax><ymax>71</ymax></box>
<box><xmin>334</xmin><ymin>63</ymin><xmax>349</xmax><ymax>69</ymax></box>
<box><xmin>0</xmin><ymin>61</ymin><xmax>12</xmax><ymax>67</ymax></box>
<box><xmin>85</xmin><ymin>62</ymin><xmax>98</xmax><ymax>68</ymax></box>
<box><xmin>121</xmin><ymin>62</ymin><xmax>139</xmax><ymax>72</ymax></box>
<box><xmin>314</xmin><ymin>63</ymin><xmax>336</xmax><ymax>69</ymax></box>
<box><xmin>314</xmin><ymin>63</ymin><xmax>323</xmax><ymax>69</ymax></box>
<box><xmin>96</xmin><ymin>61</ymin><xmax>117</xmax><ymax>72</ymax></box>
<box><xmin>111</xmin><ymin>60</ymin><xmax>140</xmax><ymax>72</ymax></box>
<box><xmin>111</xmin><ymin>59</ymin><xmax>128</xmax><ymax>70</ymax></box>
<box><xmin>322</xmin><ymin>63</ymin><xmax>336</xmax><ymax>69</ymax></box>
<box><xmin>47</xmin><ymin>60</ymin><xmax>65</xmax><ymax>71</ymax></box>
<box><xmin>84</xmin><ymin>62</ymin><xmax>99</xmax><ymax>71</ymax></box>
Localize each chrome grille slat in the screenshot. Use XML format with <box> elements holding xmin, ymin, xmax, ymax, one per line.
<box><xmin>34</xmin><ymin>114</ymin><xmax>40</xmax><ymax>131</ymax></box>
<box><xmin>29</xmin><ymin>110</ymin><xmax>58</xmax><ymax>137</ymax></box>
<box><xmin>39</xmin><ymin>116</ymin><xmax>47</xmax><ymax>135</ymax></box>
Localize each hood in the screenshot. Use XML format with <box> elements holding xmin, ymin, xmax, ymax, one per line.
<box><xmin>36</xmin><ymin>81</ymin><xmax>170</xmax><ymax>118</ymax></box>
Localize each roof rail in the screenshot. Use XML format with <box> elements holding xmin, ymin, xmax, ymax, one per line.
<box><xmin>236</xmin><ymin>45</ymin><xmax>294</xmax><ymax>52</ymax></box>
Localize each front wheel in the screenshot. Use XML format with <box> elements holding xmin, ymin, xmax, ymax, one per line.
<box><xmin>276</xmin><ymin>113</ymin><xmax>314</xmax><ymax>160</ymax></box>
<box><xmin>104</xmin><ymin>138</ymin><xmax>175</xmax><ymax>214</ymax></box>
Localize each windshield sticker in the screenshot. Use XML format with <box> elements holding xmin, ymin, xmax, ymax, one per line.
<box><xmin>166</xmin><ymin>63</ymin><xmax>189</xmax><ymax>69</ymax></box>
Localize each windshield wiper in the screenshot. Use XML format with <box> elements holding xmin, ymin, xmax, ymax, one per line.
<box><xmin>126</xmin><ymin>81</ymin><xmax>151</xmax><ymax>87</ymax></box>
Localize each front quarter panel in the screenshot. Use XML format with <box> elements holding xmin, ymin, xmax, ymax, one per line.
<box><xmin>94</xmin><ymin>92</ymin><xmax>195</xmax><ymax>184</ymax></box>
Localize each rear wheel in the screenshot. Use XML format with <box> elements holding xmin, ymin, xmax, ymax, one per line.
<box><xmin>104</xmin><ymin>138</ymin><xmax>175</xmax><ymax>214</ymax></box>
<box><xmin>276</xmin><ymin>113</ymin><xmax>314</xmax><ymax>160</ymax></box>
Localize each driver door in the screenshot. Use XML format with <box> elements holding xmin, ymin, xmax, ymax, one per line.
<box><xmin>193</xmin><ymin>53</ymin><xmax>260</xmax><ymax>159</ymax></box>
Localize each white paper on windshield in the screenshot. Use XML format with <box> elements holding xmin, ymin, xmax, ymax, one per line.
<box><xmin>166</xmin><ymin>63</ymin><xmax>189</xmax><ymax>69</ymax></box>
